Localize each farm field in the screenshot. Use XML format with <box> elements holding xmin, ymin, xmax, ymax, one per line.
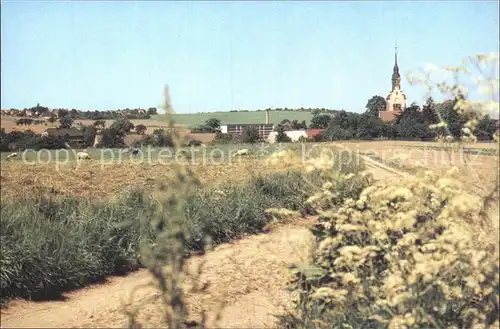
<box><xmin>152</xmin><ymin>110</ymin><xmax>313</xmax><ymax>127</ymax></box>
<box><xmin>2</xmin><ymin>140</ymin><xmax>498</xmax><ymax>200</ymax></box>
<box><xmin>1</xmin><ymin>110</ymin><xmax>313</xmax><ymax>133</ymax></box>
<box><xmin>1</xmin><ymin>140</ymin><xmax>499</xmax><ymax>328</ymax></box>
<box><xmin>0</xmin><ymin>143</ymin><xmax>312</xmax><ymax>200</ymax></box>
<box><xmin>338</xmin><ymin>140</ymin><xmax>499</xmax><ymax>197</ymax></box>
<box><xmin>0</xmin><ymin>115</ymin><xmax>186</xmax><ymax>134</ymax></box>
<box><xmin>0</xmin><ymin>142</ymin><xmax>308</xmax><ymax>162</ymax></box>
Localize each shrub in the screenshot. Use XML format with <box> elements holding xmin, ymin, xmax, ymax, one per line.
<box><xmin>0</xmin><ymin>129</ymin><xmax>10</xmax><ymax>152</ymax></box>
<box><xmin>276</xmin><ymin>125</ymin><xmax>292</xmax><ymax>143</ymax></box>
<box><xmin>185</xmin><ymin>139</ymin><xmax>202</xmax><ymax>147</ymax></box>
<box><xmin>77</xmin><ymin>124</ymin><xmax>98</xmax><ymax>147</ymax></box>
<box><xmin>96</xmin><ymin>127</ymin><xmax>126</xmax><ymax>148</ymax></box>
<box><xmin>135</xmin><ymin>124</ymin><xmax>147</xmax><ymax>135</ymax></box>
<box><xmin>138</xmin><ymin>128</ymin><xmax>175</xmax><ymax>147</ymax></box>
<box><xmin>15</xmin><ymin>118</ymin><xmax>35</xmax><ymax>126</ymax></box>
<box><xmin>213</xmin><ymin>132</ymin><xmax>236</xmax><ymax>144</ymax></box>
<box><xmin>279</xmin><ymin>166</ymin><xmax>499</xmax><ymax>329</ymax></box>
<box><xmin>59</xmin><ymin>115</ymin><xmax>74</xmax><ymax>128</ymax></box>
<box><xmin>298</xmin><ymin>136</ymin><xmax>308</xmax><ymax>143</ymax></box>
<box><xmin>241</xmin><ymin>126</ymin><xmax>260</xmax><ymax>143</ymax></box>
<box><xmin>15</xmin><ymin>135</ymin><xmax>68</xmax><ymax>151</ymax></box>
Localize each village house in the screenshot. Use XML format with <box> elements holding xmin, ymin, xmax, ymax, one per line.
<box><xmin>44</xmin><ymin>127</ymin><xmax>85</xmax><ymax>147</ymax></box>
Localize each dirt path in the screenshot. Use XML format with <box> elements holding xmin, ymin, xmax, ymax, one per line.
<box><xmin>0</xmin><ymin>223</ymin><xmax>314</xmax><ymax>328</ymax></box>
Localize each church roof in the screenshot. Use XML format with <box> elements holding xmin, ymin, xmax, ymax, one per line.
<box><xmin>379</xmin><ymin>111</ymin><xmax>399</xmax><ymax>122</ymax></box>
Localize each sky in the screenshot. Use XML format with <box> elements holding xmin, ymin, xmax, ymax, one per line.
<box><xmin>1</xmin><ymin>1</ymin><xmax>498</xmax><ymax>114</ymax></box>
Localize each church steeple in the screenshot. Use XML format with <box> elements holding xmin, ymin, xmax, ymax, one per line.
<box><xmin>391</xmin><ymin>46</ymin><xmax>401</xmax><ymax>91</ymax></box>
<box><xmin>381</xmin><ymin>44</ymin><xmax>407</xmax><ymax>121</ymax></box>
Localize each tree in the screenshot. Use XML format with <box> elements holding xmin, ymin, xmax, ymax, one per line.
<box><xmin>241</xmin><ymin>126</ymin><xmax>260</xmax><ymax>143</ymax></box>
<box><xmin>277</xmin><ymin>119</ymin><xmax>293</xmax><ymax>131</ymax></box>
<box><xmin>148</xmin><ymin>128</ymin><xmax>174</xmax><ymax>147</ymax></box>
<box><xmin>475</xmin><ymin>115</ymin><xmax>498</xmax><ymax>141</ymax></box>
<box><xmin>275</xmin><ymin>125</ymin><xmax>292</xmax><ymax>143</ymax></box>
<box><xmin>93</xmin><ymin>120</ymin><xmax>106</xmax><ymax>129</ymax></box>
<box><xmin>309</xmin><ymin>114</ymin><xmax>332</xmax><ymax>129</ymax></box>
<box><xmin>205</xmin><ymin>118</ymin><xmax>221</xmax><ymax>132</ymax></box>
<box><xmin>79</xmin><ymin>124</ymin><xmax>98</xmax><ymax>147</ymax></box>
<box><xmin>110</xmin><ymin>117</ymin><xmax>134</xmax><ymax>135</ymax></box>
<box><xmin>421</xmin><ymin>97</ymin><xmax>439</xmax><ymax>125</ymax></box>
<box><xmin>323</xmin><ymin>112</ymin><xmax>356</xmax><ymax>141</ymax></box>
<box><xmin>393</xmin><ymin>104</ymin><xmax>429</xmax><ymax>140</ymax></box>
<box><xmin>276</xmin><ymin>119</ymin><xmax>307</xmax><ymax>131</ymax></box>
<box><xmin>381</xmin><ymin>122</ymin><xmax>398</xmax><ymax>139</ymax></box>
<box><xmin>213</xmin><ymin>132</ymin><xmax>235</xmax><ymax>144</ymax></box>
<box><xmin>365</xmin><ymin>95</ymin><xmax>387</xmax><ymax>117</ymax></box>
<box><xmin>355</xmin><ymin>113</ymin><xmax>384</xmax><ymax>140</ymax></box>
<box><xmin>311</xmin><ymin>109</ymin><xmax>321</xmax><ymax>116</ymax></box>
<box><xmin>135</xmin><ymin>124</ymin><xmax>147</xmax><ymax>135</ymax></box>
<box><xmin>56</xmin><ymin>108</ymin><xmax>69</xmax><ymax>119</ymax></box>
<box><xmin>0</xmin><ymin>128</ymin><xmax>9</xmax><ymax>152</ymax></box>
<box><xmin>436</xmin><ymin>99</ymin><xmax>467</xmax><ymax>139</ymax></box>
<box><xmin>59</xmin><ymin>115</ymin><xmax>74</xmax><ymax>128</ymax></box>
<box><xmin>191</xmin><ymin>118</ymin><xmax>222</xmax><ymax>133</ymax></box>
<box><xmin>330</xmin><ymin>110</ymin><xmax>350</xmax><ymax>129</ymax></box>
<box><xmin>147</xmin><ymin>107</ymin><xmax>158</xmax><ymax>115</ymax></box>
<box><xmin>97</xmin><ymin>127</ymin><xmax>126</xmax><ymax>148</ymax></box>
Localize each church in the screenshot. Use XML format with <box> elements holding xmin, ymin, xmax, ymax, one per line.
<box><xmin>379</xmin><ymin>47</ymin><xmax>407</xmax><ymax>122</ymax></box>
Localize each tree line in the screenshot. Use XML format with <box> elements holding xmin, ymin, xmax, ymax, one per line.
<box><xmin>2</xmin><ymin>94</ymin><xmax>497</xmax><ymax>152</ymax></box>
<box><xmin>1</xmin><ymin>117</ymin><xmax>180</xmax><ymax>152</ymax></box>
<box><xmin>309</xmin><ymin>95</ymin><xmax>498</xmax><ymax>142</ymax></box>
<box><xmin>2</xmin><ymin>103</ymin><xmax>159</xmax><ymax>120</ymax></box>
<box><xmin>194</xmin><ymin>94</ymin><xmax>498</xmax><ymax>144</ymax></box>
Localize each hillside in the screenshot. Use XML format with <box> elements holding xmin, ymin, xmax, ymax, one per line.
<box><xmin>152</xmin><ymin>110</ymin><xmax>314</xmax><ymax>127</ymax></box>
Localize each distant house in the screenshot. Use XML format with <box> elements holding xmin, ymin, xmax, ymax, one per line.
<box><xmin>44</xmin><ymin>127</ymin><xmax>85</xmax><ymax>146</ymax></box>
<box><xmin>268</xmin><ymin>130</ymin><xmax>308</xmax><ymax>144</ymax></box>
<box><xmin>220</xmin><ymin>123</ymin><xmax>274</xmax><ymax>140</ymax></box>
<box><xmin>306</xmin><ymin>129</ymin><xmax>326</xmax><ymax>138</ymax></box>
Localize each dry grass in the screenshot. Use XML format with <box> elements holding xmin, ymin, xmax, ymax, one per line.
<box><xmin>337</xmin><ymin>141</ymin><xmax>499</xmax><ymax>198</ymax></box>
<box><xmin>0</xmin><ymin>157</ymin><xmax>304</xmax><ymax>201</ymax></box>
<box><xmin>339</xmin><ymin>140</ymin><xmax>499</xmax><ymax>150</ymax></box>
<box><xmin>1</xmin><ymin>140</ymin><xmax>497</xmax><ymax>201</ymax></box>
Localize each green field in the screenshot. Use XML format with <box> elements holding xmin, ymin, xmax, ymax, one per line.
<box><xmin>151</xmin><ymin>110</ymin><xmax>314</xmax><ymax>127</ymax></box>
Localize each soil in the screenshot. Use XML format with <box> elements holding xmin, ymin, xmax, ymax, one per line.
<box><xmin>0</xmin><ymin>223</ymin><xmax>314</xmax><ymax>328</ymax></box>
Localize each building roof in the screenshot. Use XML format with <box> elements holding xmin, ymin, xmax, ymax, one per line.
<box><xmin>45</xmin><ymin>127</ymin><xmax>84</xmax><ymax>137</ymax></box>
<box><xmin>224</xmin><ymin>123</ymin><xmax>274</xmax><ymax>127</ymax></box>
<box><xmin>379</xmin><ymin>111</ymin><xmax>399</xmax><ymax>122</ymax></box>
<box><xmin>307</xmin><ymin>129</ymin><xmax>326</xmax><ymax>137</ymax></box>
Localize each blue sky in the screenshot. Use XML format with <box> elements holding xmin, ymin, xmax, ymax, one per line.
<box><xmin>1</xmin><ymin>1</ymin><xmax>498</xmax><ymax>113</ymax></box>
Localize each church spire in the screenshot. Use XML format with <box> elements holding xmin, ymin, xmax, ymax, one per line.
<box><xmin>394</xmin><ymin>46</ymin><xmax>398</xmax><ymax>70</ymax></box>
<box><xmin>391</xmin><ymin>46</ymin><xmax>401</xmax><ymax>91</ymax></box>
